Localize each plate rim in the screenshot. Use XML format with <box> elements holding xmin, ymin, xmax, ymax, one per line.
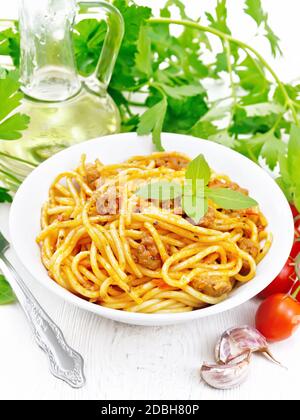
<box><xmin>9</xmin><ymin>132</ymin><xmax>295</xmax><ymax>326</ymax></box>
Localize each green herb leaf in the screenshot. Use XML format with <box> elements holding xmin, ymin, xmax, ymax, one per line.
<box><xmin>215</xmin><ymin>52</ymin><xmax>228</xmax><ymax>74</ymax></box>
<box><xmin>243</xmin><ymin>103</ymin><xmax>284</xmax><ymax>117</ymax></box>
<box><xmin>0</xmin><ymin>26</ymin><xmax>20</xmax><ymax>66</ymax></box>
<box><xmin>244</xmin><ymin>0</ymin><xmax>266</xmax><ymax>26</ymax></box>
<box><xmin>73</xmin><ymin>19</ymin><xmax>107</xmax><ymax>76</ymax></box>
<box><xmin>110</xmin><ymin>0</ymin><xmax>152</xmax><ymax>91</ymax></box>
<box><xmin>0</xmin><ymin>75</ymin><xmax>23</xmax><ymax>121</ymax></box>
<box><xmin>182</xmin><ymin>195</ymin><xmax>208</xmax><ymax>224</ymax></box>
<box><xmin>206</xmin><ymin>0</ymin><xmax>231</xmax><ymax>35</ymax></box>
<box><xmin>278</xmin><ymin>154</ymin><xmax>291</xmax><ymax>186</ymax></box>
<box><xmin>230</xmin><ymin>107</ymin><xmax>278</xmax><ymax>136</ymax></box>
<box><xmin>161</xmin><ymin>84</ymin><xmax>204</xmax><ymax>100</ymax></box>
<box><xmin>274</xmin><ymin>84</ymin><xmax>300</xmax><ymax>106</ymax></box>
<box><xmin>137</xmin><ymin>97</ymin><xmax>167</xmax><ymax>151</ymax></box>
<box><xmin>276</xmin><ymin>177</ymin><xmax>293</xmax><ymax>204</ymax></box>
<box><xmin>236</xmin><ymin>56</ymin><xmax>269</xmax><ymax>94</ymax></box>
<box><xmin>0</xmin><ymin>113</ymin><xmax>30</xmax><ymax>140</ymax></box>
<box><xmin>288</xmin><ymin>124</ymin><xmax>300</xmax><ymax>187</ymax></box>
<box><xmin>162</xmin><ymin>94</ymin><xmax>209</xmax><ymax>133</ymax></box>
<box><xmin>135</xmin><ymin>25</ymin><xmax>152</xmax><ymax>77</ymax></box>
<box><xmin>0</xmin><ymin>73</ymin><xmax>30</xmax><ymax>141</ymax></box>
<box><xmin>265</xmin><ymin>23</ymin><xmax>282</xmax><ymax>57</ymax></box>
<box><xmin>0</xmin><ymin>187</ymin><xmax>13</xmax><ymax>203</ymax></box>
<box><xmin>190</xmin><ymin>121</ymin><xmax>219</xmax><ymax>139</ymax></box>
<box><xmin>244</xmin><ymin>0</ymin><xmax>282</xmax><ymax>56</ymax></box>
<box><xmin>209</xmin><ymin>130</ymin><xmax>236</xmax><ymax>148</ymax></box>
<box><xmin>186</xmin><ymin>154</ymin><xmax>211</xmax><ymax>189</ymax></box>
<box><xmin>261</xmin><ymin>133</ymin><xmax>286</xmax><ymax>171</ymax></box>
<box><xmin>0</xmin><ymin>67</ymin><xmax>7</xmax><ymax>79</ymax></box>
<box><xmin>0</xmin><ymin>275</ymin><xmax>15</xmax><ymax>305</ymax></box>
<box><xmin>164</xmin><ymin>0</ymin><xmax>189</xmax><ymax>20</ymax></box>
<box><xmin>135</xmin><ymin>181</ymin><xmax>182</xmax><ymax>201</ymax></box>
<box><xmin>206</xmin><ymin>187</ymin><xmax>258</xmax><ymax>210</ymax></box>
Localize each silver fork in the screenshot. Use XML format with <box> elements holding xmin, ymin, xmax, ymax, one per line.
<box><xmin>0</xmin><ymin>231</ymin><xmax>86</xmax><ymax>388</ymax></box>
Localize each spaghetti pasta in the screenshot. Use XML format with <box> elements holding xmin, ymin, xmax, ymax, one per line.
<box><xmin>37</xmin><ymin>152</ymin><xmax>272</xmax><ymax>314</ymax></box>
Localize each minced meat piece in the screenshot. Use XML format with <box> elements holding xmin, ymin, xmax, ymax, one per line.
<box><xmin>136</xmin><ymin>234</ymin><xmax>162</xmax><ymax>270</ymax></box>
<box><xmin>191</xmin><ymin>274</ymin><xmax>233</xmax><ymax>297</ymax></box>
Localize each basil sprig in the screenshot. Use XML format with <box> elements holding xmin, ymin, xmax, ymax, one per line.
<box><xmin>135</xmin><ymin>154</ymin><xmax>258</xmax><ymax>223</ymax></box>
<box><xmin>136</xmin><ymin>181</ymin><xmax>182</xmax><ymax>201</ymax></box>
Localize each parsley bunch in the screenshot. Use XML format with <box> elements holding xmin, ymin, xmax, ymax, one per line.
<box><xmin>0</xmin><ymin>0</ymin><xmax>300</xmax><ymax>210</ymax></box>
<box><xmin>0</xmin><ymin>68</ymin><xmax>31</xmax><ymax>195</ymax></box>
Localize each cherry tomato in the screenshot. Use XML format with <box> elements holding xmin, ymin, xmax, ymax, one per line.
<box><xmin>291</xmin><ymin>282</ymin><xmax>300</xmax><ymax>302</ymax></box>
<box><xmin>256</xmin><ymin>294</ymin><xmax>300</xmax><ymax>342</ymax></box>
<box><xmin>258</xmin><ymin>258</ymin><xmax>295</xmax><ymax>299</ymax></box>
<box><xmin>290</xmin><ymin>204</ymin><xmax>300</xmax><ymax>238</ymax></box>
<box><xmin>290</xmin><ymin>204</ymin><xmax>299</xmax><ymax>219</ymax></box>
<box><xmin>290</xmin><ymin>239</ymin><xmax>300</xmax><ymax>260</ymax></box>
<box><xmin>295</xmin><ymin>216</ymin><xmax>300</xmax><ymax>238</ymax></box>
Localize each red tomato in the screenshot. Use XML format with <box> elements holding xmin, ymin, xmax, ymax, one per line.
<box><xmin>258</xmin><ymin>258</ymin><xmax>296</xmax><ymax>299</ymax></box>
<box><xmin>290</xmin><ymin>239</ymin><xmax>300</xmax><ymax>260</ymax></box>
<box><xmin>290</xmin><ymin>204</ymin><xmax>299</xmax><ymax>219</ymax></box>
<box><xmin>291</xmin><ymin>282</ymin><xmax>300</xmax><ymax>302</ymax></box>
<box><xmin>295</xmin><ymin>216</ymin><xmax>300</xmax><ymax>238</ymax></box>
<box><xmin>291</xmin><ymin>204</ymin><xmax>300</xmax><ymax>238</ymax></box>
<box><xmin>256</xmin><ymin>294</ymin><xmax>300</xmax><ymax>342</ymax></box>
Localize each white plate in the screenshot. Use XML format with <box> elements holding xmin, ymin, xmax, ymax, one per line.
<box><xmin>9</xmin><ymin>133</ymin><xmax>294</xmax><ymax>326</ymax></box>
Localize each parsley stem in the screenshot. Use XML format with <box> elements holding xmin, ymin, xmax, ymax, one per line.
<box><xmin>292</xmin><ymin>255</ymin><xmax>300</xmax><ymax>300</ymax></box>
<box><xmin>0</xmin><ymin>168</ymin><xmax>21</xmax><ymax>184</ymax></box>
<box><xmin>127</xmin><ymin>100</ymin><xmax>146</xmax><ymax>107</ymax></box>
<box><xmin>224</xmin><ymin>40</ymin><xmax>237</xmax><ymax>119</ymax></box>
<box><xmin>0</xmin><ymin>152</ymin><xmax>37</xmax><ymax>168</ymax></box>
<box><xmin>148</xmin><ymin>18</ymin><xmax>300</xmax><ymax>126</ymax></box>
<box><xmin>292</xmin><ymin>285</ymin><xmax>300</xmax><ymax>300</ymax></box>
<box><xmin>0</xmin><ymin>19</ymin><xmax>17</xmax><ymax>23</ymax></box>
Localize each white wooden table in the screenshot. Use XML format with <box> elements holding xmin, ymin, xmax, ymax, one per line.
<box><xmin>1</xmin><ymin>0</ymin><xmax>300</xmax><ymax>401</ymax></box>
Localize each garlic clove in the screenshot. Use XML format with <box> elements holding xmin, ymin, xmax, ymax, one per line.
<box><xmin>201</xmin><ymin>352</ymin><xmax>251</xmax><ymax>390</ymax></box>
<box><xmin>215</xmin><ymin>326</ymin><xmax>281</xmax><ymax>365</ymax></box>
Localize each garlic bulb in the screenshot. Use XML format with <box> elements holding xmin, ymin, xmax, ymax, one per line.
<box><xmin>215</xmin><ymin>326</ymin><xmax>280</xmax><ymax>365</ymax></box>
<box><xmin>201</xmin><ymin>352</ymin><xmax>251</xmax><ymax>390</ymax></box>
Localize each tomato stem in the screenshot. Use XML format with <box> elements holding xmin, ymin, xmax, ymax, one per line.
<box><xmin>292</xmin><ymin>285</ymin><xmax>300</xmax><ymax>300</ymax></box>
<box><xmin>295</xmin><ymin>254</ymin><xmax>300</xmax><ymax>278</ymax></box>
<box><xmin>291</xmin><ymin>254</ymin><xmax>300</xmax><ymax>299</ymax></box>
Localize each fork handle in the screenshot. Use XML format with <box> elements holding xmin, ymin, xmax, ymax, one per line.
<box><xmin>0</xmin><ymin>255</ymin><xmax>86</xmax><ymax>388</ymax></box>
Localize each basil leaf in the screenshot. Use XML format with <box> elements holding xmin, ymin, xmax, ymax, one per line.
<box><xmin>135</xmin><ymin>181</ymin><xmax>182</xmax><ymax>200</ymax></box>
<box><xmin>288</xmin><ymin>124</ymin><xmax>300</xmax><ymax>187</ymax></box>
<box><xmin>185</xmin><ymin>154</ymin><xmax>211</xmax><ymax>187</ymax></box>
<box><xmin>206</xmin><ymin>187</ymin><xmax>258</xmax><ymax>210</ymax></box>
<box><xmin>0</xmin><ymin>275</ymin><xmax>15</xmax><ymax>305</ymax></box>
<box><xmin>182</xmin><ymin>195</ymin><xmax>208</xmax><ymax>224</ymax></box>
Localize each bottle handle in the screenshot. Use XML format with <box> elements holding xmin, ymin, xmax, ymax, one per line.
<box><xmin>77</xmin><ymin>1</ymin><xmax>124</xmax><ymax>91</ymax></box>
